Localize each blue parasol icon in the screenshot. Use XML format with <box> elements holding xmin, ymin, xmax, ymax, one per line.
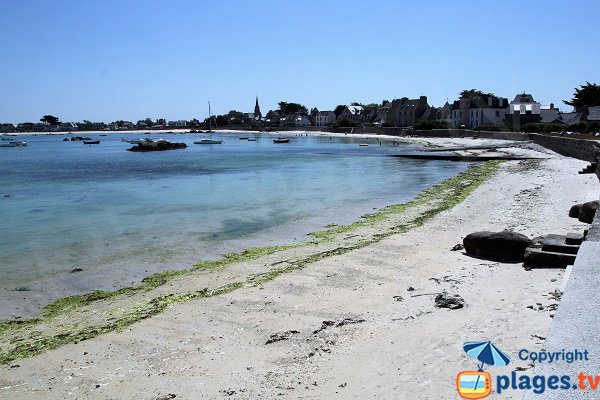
<box><xmin>463</xmin><ymin>341</ymin><xmax>511</xmax><ymax>370</ymax></box>
<box><xmin>463</xmin><ymin>341</ymin><xmax>510</xmax><ymax>396</ymax></box>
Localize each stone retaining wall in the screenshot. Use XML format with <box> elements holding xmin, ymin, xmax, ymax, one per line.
<box><xmin>529</xmin><ymin>134</ymin><xmax>600</xmax><ymax>163</ymax></box>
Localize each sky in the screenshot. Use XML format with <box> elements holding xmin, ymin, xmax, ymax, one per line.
<box><xmin>1</xmin><ymin>0</ymin><xmax>599</xmax><ymax>124</ymax></box>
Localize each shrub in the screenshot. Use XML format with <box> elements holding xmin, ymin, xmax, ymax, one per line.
<box><xmin>335</xmin><ymin>118</ymin><xmax>358</xmax><ymax>128</ymax></box>
<box><xmin>414</xmin><ymin>120</ymin><xmax>449</xmax><ymax>130</ymax></box>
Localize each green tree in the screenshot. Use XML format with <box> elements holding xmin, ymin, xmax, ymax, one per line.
<box><xmin>144</xmin><ymin>118</ymin><xmax>154</xmax><ymax>127</ymax></box>
<box><xmin>334</xmin><ymin>105</ymin><xmax>346</xmax><ymax>117</ymax></box>
<box><xmin>277</xmin><ymin>102</ymin><xmax>308</xmax><ymax>115</ymax></box>
<box><xmin>215</xmin><ymin>115</ymin><xmax>227</xmax><ymax>127</ymax></box>
<box><xmin>363</xmin><ymin>103</ymin><xmax>380</xmax><ymax>112</ymax></box>
<box><xmin>40</xmin><ymin>115</ymin><xmax>60</xmax><ymax>125</ymax></box>
<box><xmin>564</xmin><ymin>82</ymin><xmax>600</xmax><ymax>112</ymax></box>
<box><xmin>226</xmin><ymin>110</ymin><xmax>244</xmax><ymax>119</ymax></box>
<box><xmin>459</xmin><ymin>89</ymin><xmax>494</xmax><ymax>99</ymax></box>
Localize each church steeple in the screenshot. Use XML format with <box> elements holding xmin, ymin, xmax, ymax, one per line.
<box><xmin>254</xmin><ymin>96</ymin><xmax>262</xmax><ymax>120</ymax></box>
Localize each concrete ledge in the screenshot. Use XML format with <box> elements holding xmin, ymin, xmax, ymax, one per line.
<box><xmin>524</xmin><ymin>211</ymin><xmax>600</xmax><ymax>399</ymax></box>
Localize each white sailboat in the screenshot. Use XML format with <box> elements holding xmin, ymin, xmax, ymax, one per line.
<box><xmin>194</xmin><ymin>101</ymin><xmax>223</xmax><ymax>144</ymax></box>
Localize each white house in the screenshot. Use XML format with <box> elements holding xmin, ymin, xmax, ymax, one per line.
<box><xmin>509</xmin><ymin>93</ymin><xmax>541</xmax><ymax>115</ymax></box>
<box><xmin>339</xmin><ymin>105</ymin><xmax>364</xmax><ymax>122</ymax></box>
<box><xmin>316</xmin><ymin>111</ymin><xmax>336</xmax><ymax>127</ymax></box>
<box><xmin>294</xmin><ymin>114</ymin><xmax>311</xmax><ymax>127</ymax></box>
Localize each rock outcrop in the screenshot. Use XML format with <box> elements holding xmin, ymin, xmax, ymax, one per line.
<box><xmin>463</xmin><ymin>230</ymin><xmax>532</xmax><ymax>262</ymax></box>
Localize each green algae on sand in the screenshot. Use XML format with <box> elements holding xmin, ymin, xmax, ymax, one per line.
<box><xmin>0</xmin><ymin>161</ymin><xmax>500</xmax><ymax>364</ymax></box>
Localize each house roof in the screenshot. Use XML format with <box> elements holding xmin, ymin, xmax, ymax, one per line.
<box><xmin>512</xmin><ymin>93</ymin><xmax>537</xmax><ymax>104</ymax></box>
<box><xmin>540</xmin><ymin>108</ymin><xmax>561</xmax><ymax>123</ymax></box>
<box><xmin>346</xmin><ymin>106</ymin><xmax>363</xmax><ymax>115</ymax></box>
<box><xmin>470</xmin><ymin>96</ymin><xmax>507</xmax><ymax>109</ymax></box>
<box><xmin>399</xmin><ymin>99</ymin><xmax>420</xmax><ymax>109</ymax></box>
<box><xmin>587</xmin><ymin>106</ymin><xmax>600</xmax><ymax>121</ymax></box>
<box><xmin>560</xmin><ymin>112</ymin><xmax>582</xmax><ymax>125</ymax></box>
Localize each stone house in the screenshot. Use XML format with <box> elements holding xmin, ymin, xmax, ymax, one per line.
<box><xmin>339</xmin><ymin>105</ymin><xmax>365</xmax><ymax>122</ymax></box>
<box><xmin>451</xmin><ymin>95</ymin><xmax>508</xmax><ymax>128</ymax></box>
<box><xmin>316</xmin><ymin>111</ymin><xmax>336</xmax><ymax>127</ymax></box>
<box><xmin>505</xmin><ymin>93</ymin><xmax>542</xmax><ymax>131</ymax></box>
<box><xmin>387</xmin><ymin>96</ymin><xmax>430</xmax><ymax>126</ymax></box>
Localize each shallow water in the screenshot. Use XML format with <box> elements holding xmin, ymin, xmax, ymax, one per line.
<box><xmin>0</xmin><ymin>132</ymin><xmax>468</xmax><ymax>318</ymax></box>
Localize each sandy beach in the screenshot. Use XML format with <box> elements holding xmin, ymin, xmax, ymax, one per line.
<box><xmin>1</xmin><ymin>137</ymin><xmax>598</xmax><ymax>399</ymax></box>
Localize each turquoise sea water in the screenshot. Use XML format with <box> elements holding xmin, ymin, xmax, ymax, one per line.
<box><xmin>0</xmin><ymin>132</ymin><xmax>468</xmax><ymax>318</ymax></box>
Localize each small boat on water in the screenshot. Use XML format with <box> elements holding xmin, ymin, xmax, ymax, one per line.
<box><xmin>273</xmin><ymin>137</ymin><xmax>290</xmax><ymax>143</ymax></box>
<box><xmin>359</xmin><ymin>143</ymin><xmax>369</xmax><ymax>147</ymax></box>
<box><xmin>125</xmin><ymin>138</ymin><xmax>148</xmax><ymax>144</ymax></box>
<box><xmin>194</xmin><ymin>101</ymin><xmax>223</xmax><ymax>144</ymax></box>
<box><xmin>247</xmin><ymin>138</ymin><xmax>257</xmax><ymax>141</ymax></box>
<box><xmin>0</xmin><ymin>141</ymin><xmax>27</xmax><ymax>147</ymax></box>
<box><xmin>239</xmin><ymin>137</ymin><xmax>249</xmax><ymax>140</ymax></box>
<box><xmin>1</xmin><ymin>137</ymin><xmax>17</xmax><ymax>141</ymax></box>
<box><xmin>194</xmin><ymin>139</ymin><xmax>223</xmax><ymax>144</ymax></box>
<box><xmin>83</xmin><ymin>140</ymin><xmax>100</xmax><ymax>145</ymax></box>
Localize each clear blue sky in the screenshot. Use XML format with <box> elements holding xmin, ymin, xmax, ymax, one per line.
<box><xmin>1</xmin><ymin>0</ymin><xmax>599</xmax><ymax>123</ymax></box>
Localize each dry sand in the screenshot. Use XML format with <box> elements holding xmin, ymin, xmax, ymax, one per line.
<box><xmin>1</xmin><ymin>138</ymin><xmax>598</xmax><ymax>399</ymax></box>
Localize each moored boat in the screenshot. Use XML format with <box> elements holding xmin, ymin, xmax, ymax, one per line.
<box><xmin>194</xmin><ymin>139</ymin><xmax>223</xmax><ymax>144</ymax></box>
<box><xmin>273</xmin><ymin>137</ymin><xmax>290</xmax><ymax>143</ymax></box>
<box><xmin>83</xmin><ymin>140</ymin><xmax>100</xmax><ymax>145</ymax></box>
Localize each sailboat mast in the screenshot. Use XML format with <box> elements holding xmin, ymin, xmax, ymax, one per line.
<box><xmin>208</xmin><ymin>101</ymin><xmax>212</xmax><ymax>131</ymax></box>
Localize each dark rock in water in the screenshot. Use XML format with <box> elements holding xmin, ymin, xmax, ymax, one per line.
<box><xmin>62</xmin><ymin>138</ymin><xmax>69</xmax><ymax>141</ymax></box>
<box><xmin>578</xmin><ymin>200</ymin><xmax>599</xmax><ymax>223</ymax></box>
<box><xmin>127</xmin><ymin>141</ymin><xmax>187</xmax><ymax>152</ymax></box>
<box><xmin>70</xmin><ymin>136</ymin><xmax>91</xmax><ymax>141</ymax></box>
<box><xmin>70</xmin><ymin>268</ymin><xmax>84</xmax><ymax>273</ymax></box>
<box><xmin>435</xmin><ymin>292</ymin><xmax>464</xmax><ymax>309</ymax></box>
<box><xmin>569</xmin><ymin>204</ymin><xmax>582</xmax><ymax>218</ymax></box>
<box><xmin>451</xmin><ymin>243</ymin><xmax>464</xmax><ymax>251</ymax></box>
<box><xmin>463</xmin><ymin>230</ymin><xmax>532</xmax><ymax>262</ymax></box>
<box><xmin>265</xmin><ymin>330</ymin><xmax>299</xmax><ymax>344</ymax></box>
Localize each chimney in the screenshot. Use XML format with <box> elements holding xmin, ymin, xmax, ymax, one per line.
<box><xmin>550</xmin><ymin>103</ymin><xmax>554</xmax><ymax>109</ymax></box>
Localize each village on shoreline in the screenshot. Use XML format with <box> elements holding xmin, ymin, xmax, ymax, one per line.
<box><xmin>3</xmin><ymin>84</ymin><xmax>600</xmax><ymax>136</ymax></box>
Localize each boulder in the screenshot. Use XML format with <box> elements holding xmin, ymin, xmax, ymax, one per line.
<box><xmin>569</xmin><ymin>204</ymin><xmax>582</xmax><ymax>218</ymax></box>
<box><xmin>578</xmin><ymin>200</ymin><xmax>599</xmax><ymax>223</ymax></box>
<box><xmin>435</xmin><ymin>293</ymin><xmax>464</xmax><ymax>309</ymax></box>
<box><xmin>463</xmin><ymin>230</ymin><xmax>532</xmax><ymax>262</ymax></box>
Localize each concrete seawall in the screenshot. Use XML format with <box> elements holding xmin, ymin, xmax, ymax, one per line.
<box><xmin>523</xmin><ymin>211</ymin><xmax>600</xmax><ymax>399</ymax></box>
<box><xmin>327</xmin><ymin>127</ymin><xmax>599</xmax><ymax>163</ymax></box>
